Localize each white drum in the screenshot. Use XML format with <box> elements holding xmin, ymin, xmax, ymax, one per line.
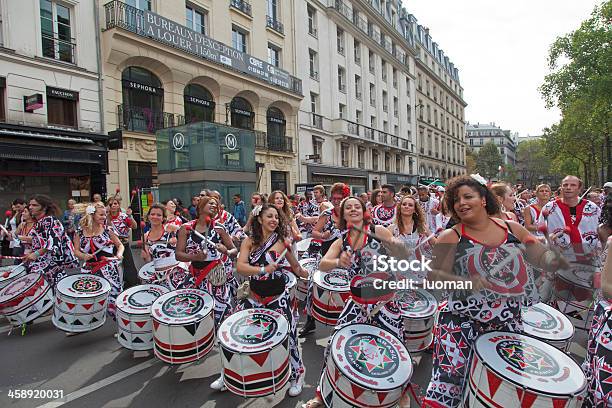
<box><xmin>218</xmin><ymin>308</ymin><xmax>290</xmax><ymax>397</ymax></box>
<box><xmin>0</xmin><ymin>264</ymin><xmax>27</xmax><ymax>290</ymax></box>
<box><xmin>554</xmin><ymin>271</ymin><xmax>596</xmax><ymax>331</ymax></box>
<box><xmin>151</xmin><ymin>288</ymin><xmax>215</xmax><ymax>364</ymax></box>
<box><xmin>522</xmin><ymin>302</ymin><xmax>574</xmax><ymax>351</ymax></box>
<box><xmin>0</xmin><ymin>273</ymin><xmax>53</xmax><ymax>326</ymax></box>
<box><xmin>311</xmin><ymin>269</ymin><xmax>350</xmax><ymax>325</ymax></box>
<box><xmin>465</xmin><ymin>331</ymin><xmax>586</xmax><ymax>408</ymax></box>
<box><xmin>296</xmin><ymin>238</ymin><xmax>312</xmax><ymax>257</ymax></box>
<box><xmin>138</xmin><ymin>262</ymin><xmax>155</xmax><ymax>284</ymax></box>
<box><xmin>322</xmin><ymin>323</ymin><xmax>412</xmax><ymax>408</ymax></box>
<box><xmin>116</xmin><ymin>284</ymin><xmax>169</xmax><ymax>350</ymax></box>
<box><xmin>398</xmin><ymin>289</ymin><xmax>438</xmax><ymax>353</ymax></box>
<box><xmin>297</xmin><ymin>258</ymin><xmax>317</xmax><ymax>302</ymax></box>
<box><xmin>53</xmin><ymin>274</ymin><xmax>111</xmax><ymax>333</ymax></box>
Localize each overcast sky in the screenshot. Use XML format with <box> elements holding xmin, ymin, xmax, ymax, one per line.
<box><xmin>406</xmin><ymin>0</ymin><xmax>601</xmax><ymax>136</ymax></box>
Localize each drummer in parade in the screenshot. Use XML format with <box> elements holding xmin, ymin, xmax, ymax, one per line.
<box><xmin>107</xmin><ymin>196</ymin><xmax>138</xmax><ymax>287</ymax></box>
<box><xmin>175</xmin><ymin>196</ymin><xmax>237</xmax><ymax>327</ymax></box>
<box><xmin>72</xmin><ymin>202</ymin><xmax>124</xmax><ymax>319</ymax></box>
<box><xmin>417</xmin><ymin>185</ymin><xmax>440</xmax><ymax>233</ymax></box>
<box><xmin>371</xmin><ymin>184</ymin><xmax>398</xmax><ymax>227</ymax></box>
<box><xmin>229</xmin><ymin>203</ymin><xmax>308</xmax><ymax>396</ymax></box>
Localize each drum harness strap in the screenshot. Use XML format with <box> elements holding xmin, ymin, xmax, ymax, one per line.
<box><xmin>189</xmin><ymin>260</ymin><xmax>222</xmax><ymax>288</ymax></box>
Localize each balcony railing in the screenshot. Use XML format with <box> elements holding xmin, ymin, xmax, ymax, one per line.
<box><xmin>117</xmin><ymin>104</ymin><xmax>178</xmax><ymax>134</ymax></box>
<box><xmin>230</xmin><ymin>0</ymin><xmax>252</xmax><ymax>16</ymax></box>
<box><xmin>255</xmin><ymin>131</ymin><xmax>293</xmax><ymax>152</ymax></box>
<box><xmin>266</xmin><ymin>16</ymin><xmax>284</xmax><ymax>34</ymax></box>
<box><xmin>41</xmin><ymin>32</ymin><xmax>76</xmax><ymax>64</ymax></box>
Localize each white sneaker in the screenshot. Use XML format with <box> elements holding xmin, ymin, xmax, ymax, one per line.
<box><xmin>210</xmin><ymin>375</ymin><xmax>226</xmax><ymax>391</ymax></box>
<box><xmin>288</xmin><ymin>376</ymin><xmax>303</xmax><ymax>397</ymax></box>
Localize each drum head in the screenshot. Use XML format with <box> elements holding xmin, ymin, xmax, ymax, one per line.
<box><xmin>522</xmin><ymin>303</ymin><xmax>574</xmax><ymax>342</ymax></box>
<box><xmin>558</xmin><ymin>262</ymin><xmax>596</xmax><ymax>287</ymax></box>
<box><xmin>330</xmin><ymin>324</ymin><xmax>412</xmax><ymax>390</ymax></box>
<box><xmin>296</xmin><ymin>238</ymin><xmax>312</xmax><ymax>252</ymax></box>
<box><xmin>138</xmin><ymin>262</ymin><xmax>155</xmax><ymax>280</ymax></box>
<box><xmin>475</xmin><ymin>331</ymin><xmax>586</xmax><ymax>396</ymax></box>
<box><xmin>218</xmin><ymin>308</ymin><xmax>289</xmax><ymax>353</ymax></box>
<box><xmin>57</xmin><ymin>274</ymin><xmax>111</xmax><ymax>298</ymax></box>
<box><xmin>313</xmin><ymin>269</ymin><xmax>349</xmax><ymax>291</ymax></box>
<box><xmin>0</xmin><ymin>265</ymin><xmax>26</xmax><ymax>283</ymax></box>
<box><xmin>116</xmin><ymin>284</ymin><xmax>169</xmax><ymax>315</ymax></box>
<box><xmin>0</xmin><ymin>273</ymin><xmax>42</xmax><ymax>303</ymax></box>
<box><xmin>299</xmin><ymin>258</ymin><xmax>318</xmax><ymax>274</ymax></box>
<box><xmin>398</xmin><ymin>289</ymin><xmax>437</xmax><ymax>318</ymax></box>
<box><xmin>151</xmin><ymin>289</ymin><xmax>213</xmax><ymax>325</ymax></box>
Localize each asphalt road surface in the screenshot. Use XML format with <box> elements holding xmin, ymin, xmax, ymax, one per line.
<box><xmin>0</xmin><ymin>255</ymin><xmax>589</xmax><ymax>408</ymax></box>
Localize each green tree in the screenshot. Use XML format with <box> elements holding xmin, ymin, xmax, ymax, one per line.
<box><xmin>475</xmin><ymin>142</ymin><xmax>503</xmax><ymax>180</ymax></box>
<box><xmin>540</xmin><ymin>1</ymin><xmax>612</xmax><ymax>181</ymax></box>
<box><xmin>465</xmin><ymin>148</ymin><xmax>478</xmax><ymax>174</ymax></box>
<box><xmin>516</xmin><ymin>139</ymin><xmax>553</xmax><ymax>187</ymax></box>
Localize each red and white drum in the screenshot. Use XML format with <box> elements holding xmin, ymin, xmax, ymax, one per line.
<box><xmin>554</xmin><ymin>267</ymin><xmax>596</xmax><ymax>331</ymax></box>
<box><xmin>218</xmin><ymin>308</ymin><xmax>290</xmax><ymax>397</ymax></box>
<box><xmin>398</xmin><ymin>289</ymin><xmax>438</xmax><ymax>353</ymax></box>
<box><xmin>116</xmin><ymin>284</ymin><xmax>169</xmax><ymax>350</ymax></box>
<box><xmin>312</xmin><ymin>269</ymin><xmax>350</xmax><ymax>325</ymax></box>
<box><xmin>297</xmin><ymin>258</ymin><xmax>317</xmax><ymax>301</ymax></box>
<box><xmin>0</xmin><ymin>265</ymin><xmax>27</xmax><ymax>290</ymax></box>
<box><xmin>138</xmin><ymin>262</ymin><xmax>155</xmax><ymax>284</ymax></box>
<box><xmin>0</xmin><ymin>273</ymin><xmax>53</xmax><ymax>326</ymax></box>
<box><xmin>151</xmin><ymin>288</ymin><xmax>215</xmax><ymax>364</ymax></box>
<box><xmin>522</xmin><ymin>302</ymin><xmax>574</xmax><ymax>351</ymax></box>
<box><xmin>465</xmin><ymin>331</ymin><xmax>586</xmax><ymax>408</ymax></box>
<box><xmin>53</xmin><ymin>274</ymin><xmax>111</xmax><ymax>333</ymax></box>
<box><xmin>321</xmin><ymin>323</ymin><xmax>412</xmax><ymax>408</ymax></box>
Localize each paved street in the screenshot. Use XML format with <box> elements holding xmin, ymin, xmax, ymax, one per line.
<box><xmin>0</xmin><ymin>253</ymin><xmax>589</xmax><ymax>408</ymax></box>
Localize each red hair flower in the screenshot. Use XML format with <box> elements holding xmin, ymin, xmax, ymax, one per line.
<box><xmin>342</xmin><ymin>184</ymin><xmax>350</xmax><ymax>198</ymax></box>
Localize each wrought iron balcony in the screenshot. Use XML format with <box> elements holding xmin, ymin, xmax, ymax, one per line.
<box><xmin>256</xmin><ymin>131</ymin><xmax>293</xmax><ymax>152</ymax></box>
<box><xmin>266</xmin><ymin>16</ymin><xmax>284</xmax><ymax>34</ymax></box>
<box><xmin>230</xmin><ymin>0</ymin><xmax>252</xmax><ymax>16</ymax></box>
<box><xmin>117</xmin><ymin>104</ymin><xmax>177</xmax><ymax>134</ymax></box>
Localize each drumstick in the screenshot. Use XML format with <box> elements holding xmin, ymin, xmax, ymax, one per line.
<box><xmin>347</xmin><ymin>223</ymin><xmax>385</xmax><ymax>244</ymax></box>
<box><xmin>414</xmin><ymin>232</ymin><xmax>436</xmax><ymax>251</ymax></box>
<box><xmin>4</xmin><ymin>210</ymin><xmax>11</xmax><ymax>228</ymax></box>
<box><xmin>0</xmin><ymin>255</ymin><xmax>25</xmax><ymax>260</ymax></box>
<box><xmin>579</xmin><ymin>186</ymin><xmax>592</xmax><ymax>200</ymax></box>
<box><xmin>184</xmin><ymin>223</ymin><xmax>216</xmax><ymax>247</ymax></box>
<box><xmin>1</xmin><ymin>261</ymin><xmax>26</xmax><ymax>278</ymax></box>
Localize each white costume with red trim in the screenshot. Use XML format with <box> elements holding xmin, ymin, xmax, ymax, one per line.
<box><xmin>371</xmin><ymin>204</ymin><xmax>396</xmax><ymax>227</ymax></box>
<box><xmin>418</xmin><ymin>197</ymin><xmax>439</xmax><ymax>233</ymax></box>
<box><xmin>538</xmin><ymin>198</ymin><xmax>601</xmax><ymax>264</ymax></box>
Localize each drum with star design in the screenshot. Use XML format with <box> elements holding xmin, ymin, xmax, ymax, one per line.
<box><xmin>151</xmin><ymin>288</ymin><xmax>215</xmax><ymax>364</ymax></box>
<box><xmin>465</xmin><ymin>331</ymin><xmax>586</xmax><ymax>408</ymax></box>
<box><xmin>521</xmin><ymin>302</ymin><xmax>574</xmax><ymax>351</ymax></box>
<box><xmin>52</xmin><ymin>274</ymin><xmax>111</xmax><ymax>333</ymax></box>
<box><xmin>398</xmin><ymin>288</ymin><xmax>438</xmax><ymax>353</ymax></box>
<box><xmin>138</xmin><ymin>262</ymin><xmax>155</xmax><ymax>284</ymax></box>
<box><xmin>553</xmin><ymin>266</ymin><xmax>596</xmax><ymax>331</ymax></box>
<box><xmin>116</xmin><ymin>284</ymin><xmax>169</xmax><ymax>350</ymax></box>
<box><xmin>218</xmin><ymin>308</ymin><xmax>290</xmax><ymax>398</ymax></box>
<box><xmin>297</xmin><ymin>258</ymin><xmax>317</xmax><ymax>301</ymax></box>
<box><xmin>0</xmin><ymin>264</ymin><xmax>27</xmax><ymax>290</ymax></box>
<box><xmin>322</xmin><ymin>323</ymin><xmax>412</xmax><ymax>408</ymax></box>
<box><xmin>0</xmin><ymin>273</ymin><xmax>54</xmax><ymax>327</ymax></box>
<box><xmin>312</xmin><ymin>269</ymin><xmax>350</xmax><ymax>325</ymax></box>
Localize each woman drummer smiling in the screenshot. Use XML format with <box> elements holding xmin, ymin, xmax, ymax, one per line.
<box><xmin>423</xmin><ymin>175</ymin><xmax>566</xmax><ymax>408</ymax></box>
<box><xmin>304</xmin><ymin>196</ymin><xmax>411</xmax><ymax>408</ymax></box>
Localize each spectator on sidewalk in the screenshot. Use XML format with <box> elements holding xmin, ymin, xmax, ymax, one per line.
<box><xmin>232</xmin><ymin>194</ymin><xmax>246</xmax><ymax>226</ymax></box>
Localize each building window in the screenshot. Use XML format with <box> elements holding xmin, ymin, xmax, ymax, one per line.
<box><xmin>309</xmin><ymin>49</ymin><xmax>318</xmax><ymax>80</ymax></box>
<box><xmin>0</xmin><ymin>78</ymin><xmax>5</xmax><ymax>122</ymax></box>
<box><xmin>268</xmin><ymin>43</ymin><xmax>281</xmax><ymax>67</ymax></box>
<box><xmin>417</xmin><ymin>73</ymin><xmax>422</xmax><ymax>90</ymax></box>
<box><xmin>383</xmin><ymin>121</ymin><xmax>388</xmax><ymax>132</ymax></box>
<box><xmin>354</xmin><ymin>39</ymin><xmax>361</xmax><ymax>64</ymax></box>
<box><xmin>184</xmin><ymin>83</ymin><xmax>215</xmax><ymax>124</ymax></box>
<box><xmin>341</xmin><ymin>143</ymin><xmax>350</xmax><ymax>167</ymax></box>
<box><xmin>267</xmin><ymin>107</ymin><xmax>287</xmax><ymax>150</ymax></box>
<box><xmin>356</xmin><ymin>110</ymin><xmax>362</xmax><ymax>123</ymax></box>
<box><xmin>312</xmin><ymin>136</ymin><xmax>322</xmax><ymax>162</ymax></box>
<box><xmin>395</xmin><ymin>155</ymin><xmax>401</xmax><ymax>173</ymax></box>
<box><xmin>358</xmin><ymin>147</ymin><xmax>365</xmax><ymax>168</ymax></box>
<box><xmin>307</xmin><ymin>4</ymin><xmax>317</xmax><ymax>36</ymax></box>
<box><xmin>336</xmin><ymin>27</ymin><xmax>345</xmax><ymax>55</ymax></box>
<box><xmin>355</xmin><ymin>75</ymin><xmax>362</xmax><ymax>99</ymax></box>
<box><xmin>392</xmin><ymin>68</ymin><xmax>398</xmax><ymax>88</ymax></box>
<box><xmin>381</xmin><ymin>60</ymin><xmax>387</xmax><ymax>82</ymax></box>
<box><xmin>368</xmin><ymin>50</ymin><xmax>375</xmax><ymax>73</ymax></box>
<box><xmin>369</xmin><ymin>83</ymin><xmax>376</xmax><ymax>107</ymax></box>
<box><xmin>232</xmin><ymin>26</ymin><xmax>248</xmax><ymax>52</ymax></box>
<box><xmin>406</xmin><ymin>105</ymin><xmax>411</xmax><ymax>122</ymax></box>
<box><xmin>121</xmin><ymin>66</ymin><xmax>164</xmax><ymax>133</ymax></box>
<box><xmin>370</xmin><ymin>116</ymin><xmax>376</xmax><ymax>128</ymax></box>
<box><xmin>393</xmin><ymin>97</ymin><xmax>398</xmax><ymax>117</ymax></box>
<box><xmin>385</xmin><ymin>153</ymin><xmax>391</xmax><ymax>172</ymax></box>
<box><xmin>230</xmin><ymin>96</ymin><xmax>254</xmax><ymax>130</ymax></box>
<box><xmin>271</xmin><ymin>171</ymin><xmax>288</xmax><ymax>193</ymax></box>
<box><xmin>186</xmin><ymin>3</ymin><xmax>207</xmax><ymax>34</ymax></box>
<box><xmin>372</xmin><ymin>150</ymin><xmax>379</xmax><ymax>171</ymax></box>
<box><xmin>338</xmin><ymin>66</ymin><xmax>346</xmax><ymax>93</ymax></box>
<box><xmin>339</xmin><ymin>103</ymin><xmax>346</xmax><ymax>119</ymax></box>
<box><xmin>126</xmin><ymin>0</ymin><xmax>151</xmax><ymax>10</ymax></box>
<box><xmin>46</xmin><ymin>87</ymin><xmax>78</xmax><ymax>128</ymax></box>
<box><xmin>40</xmin><ymin>0</ymin><xmax>74</xmax><ymax>63</ymax></box>
<box><xmin>310</xmin><ymin>92</ymin><xmax>318</xmax><ymax>113</ymax></box>
<box><xmin>394</xmin><ymin>125</ymin><xmax>398</xmax><ymax>136</ymax></box>
<box><xmin>382</xmin><ymin>91</ymin><xmax>388</xmax><ymax>112</ymax></box>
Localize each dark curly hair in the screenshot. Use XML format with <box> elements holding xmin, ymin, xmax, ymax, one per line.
<box><xmin>601</xmin><ymin>192</ymin><xmax>612</xmax><ymax>229</ymax></box>
<box><xmin>251</xmin><ymin>204</ymin><xmax>288</xmax><ymax>247</ymax></box>
<box><xmin>29</xmin><ymin>194</ymin><xmax>60</xmax><ymax>217</ymax></box>
<box><xmin>444</xmin><ymin>175</ymin><xmax>500</xmax><ymax>220</ymax></box>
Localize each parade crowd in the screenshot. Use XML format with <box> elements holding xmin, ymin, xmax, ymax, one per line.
<box><xmin>1</xmin><ymin>176</ymin><xmax>611</xmax><ymax>408</ymax></box>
